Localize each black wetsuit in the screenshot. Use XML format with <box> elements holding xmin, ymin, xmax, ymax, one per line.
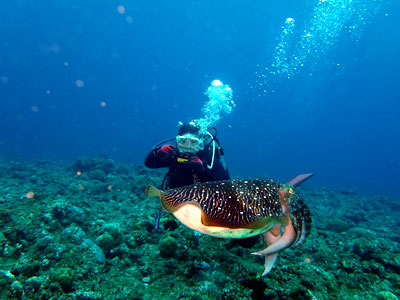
<box><xmin>144</xmin><ymin>144</ymin><xmax>230</xmax><ymax>189</ymax></box>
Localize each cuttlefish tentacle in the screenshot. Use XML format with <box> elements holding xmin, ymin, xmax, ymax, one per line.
<box><xmin>252</xmin><ymin>216</ymin><xmax>296</xmax><ymax>275</ymax></box>
<box><xmin>258</xmin><ymin>225</ymin><xmax>281</xmax><ymax>276</ymax></box>
<box><xmin>252</xmin><ymin>217</ymin><xmax>296</xmax><ymax>256</ymax></box>
<box><xmin>251</xmin><ymin>182</ymin><xmax>300</xmax><ymax>276</ymax></box>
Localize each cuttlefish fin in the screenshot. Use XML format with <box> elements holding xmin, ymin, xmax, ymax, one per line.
<box><xmin>145</xmin><ymin>185</ymin><xmax>197</xmax><ymax>214</ymax></box>
<box><xmin>145</xmin><ymin>185</ymin><xmax>160</xmax><ymax>198</ymax></box>
<box><xmin>286</xmin><ymin>173</ymin><xmax>314</xmax><ymax>187</ymax></box>
<box><xmin>252</xmin><ymin>217</ymin><xmax>296</xmax><ymax>276</ymax></box>
<box><xmin>145</xmin><ymin>185</ymin><xmax>176</xmax><ymax>213</ymax></box>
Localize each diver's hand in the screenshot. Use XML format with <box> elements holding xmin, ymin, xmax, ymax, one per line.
<box><xmin>177</xmin><ymin>152</ymin><xmax>204</xmax><ymax>173</ymax></box>
<box><xmin>155</xmin><ymin>144</ymin><xmax>175</xmax><ymax>159</ymax></box>
<box><xmin>188</xmin><ymin>155</ymin><xmax>205</xmax><ymax>173</ymax></box>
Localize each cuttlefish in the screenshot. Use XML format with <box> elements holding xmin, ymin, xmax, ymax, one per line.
<box><xmin>145</xmin><ymin>173</ymin><xmax>313</xmax><ymax>276</ymax></box>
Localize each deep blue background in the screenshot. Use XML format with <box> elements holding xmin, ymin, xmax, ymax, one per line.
<box><xmin>0</xmin><ymin>0</ymin><xmax>399</xmax><ymax>198</ymax></box>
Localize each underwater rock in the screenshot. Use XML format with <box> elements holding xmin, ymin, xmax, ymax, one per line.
<box><xmin>29</xmin><ymin>175</ymin><xmax>38</xmax><ymax>184</ymax></box>
<box><xmin>36</xmin><ymin>234</ymin><xmax>54</xmax><ymax>249</ymax></box>
<box><xmin>323</xmin><ymin>218</ymin><xmax>351</xmax><ymax>233</ymax></box>
<box><xmin>66</xmin><ymin>206</ymin><xmax>86</xmax><ymax>224</ymax></box>
<box><xmin>88</xmin><ymin>169</ymin><xmax>107</xmax><ymax>182</ymax></box>
<box><xmin>74</xmin><ymin>291</ymin><xmax>102</xmax><ymax>300</ymax></box>
<box><xmin>70</xmin><ymin>155</ymin><xmax>115</xmax><ymax>174</ymax></box>
<box><xmin>62</xmin><ymin>225</ymin><xmax>86</xmax><ymax>244</ymax></box>
<box><xmin>377</xmin><ymin>291</ymin><xmax>399</xmax><ymax>300</ymax></box>
<box><xmin>50</xmin><ymin>267</ymin><xmax>75</xmax><ymax>292</ymax></box>
<box><xmin>385</xmin><ymin>259</ymin><xmax>400</xmax><ymax>275</ymax></box>
<box><xmin>343</xmin><ymin>210</ymin><xmax>367</xmax><ymax>222</ymax></box>
<box><xmin>62</xmin><ymin>225</ymin><xmax>105</xmax><ymax>264</ymax></box>
<box><xmin>139</xmin><ymin>220</ymin><xmax>156</xmax><ymax>233</ymax></box>
<box><xmin>347</xmin><ymin>227</ymin><xmax>377</xmax><ymax>238</ymax></box>
<box><xmin>142</xmin><ymin>276</ymin><xmax>151</xmax><ymax>284</ymax></box>
<box><xmin>130</xmin><ymin>174</ymin><xmax>158</xmax><ymax>195</ymax></box>
<box><xmin>12</xmin><ymin>257</ymin><xmax>41</xmax><ymax>277</ymax></box>
<box><xmin>102</xmin><ymin>223</ymin><xmax>122</xmax><ymax>244</ymax></box>
<box><xmin>24</xmin><ymin>275</ymin><xmax>46</xmax><ymax>295</ymax></box>
<box><xmin>0</xmin><ymin>231</ymin><xmax>7</xmax><ymax>250</ymax></box>
<box><xmin>109</xmin><ymin>243</ymin><xmax>129</xmax><ymax>259</ymax></box>
<box><xmin>159</xmin><ymin>236</ymin><xmax>178</xmax><ymax>258</ymax></box>
<box><xmin>115</xmin><ymin>165</ymin><xmax>130</xmax><ymax>175</ymax></box>
<box><xmin>2</xmin><ymin>243</ymin><xmax>17</xmax><ymax>257</ymax></box>
<box><xmin>0</xmin><ymin>270</ymin><xmax>15</xmax><ymax>288</ymax></box>
<box><xmin>163</xmin><ymin>219</ymin><xmax>179</xmax><ymax>231</ymax></box>
<box><xmin>351</xmin><ymin>237</ymin><xmax>381</xmax><ymax>260</ymax></box>
<box><xmin>95</xmin><ymin>233</ymin><xmax>115</xmax><ymax>253</ymax></box>
<box><xmin>90</xmin><ymin>183</ymin><xmax>110</xmax><ymax>195</ymax></box>
<box><xmin>53</xmin><ymin>202</ymin><xmax>86</xmax><ymax>226</ymax></box>
<box><xmin>9</xmin><ymin>280</ymin><xmax>23</xmax><ymax>298</ymax></box>
<box><xmin>61</xmin><ymin>225</ymin><xmax>106</xmax><ymax>268</ymax></box>
<box><xmin>94</xmin><ymin>222</ymin><xmax>123</xmax><ymax>254</ymax></box>
<box><xmin>80</xmin><ymin>238</ymin><xmax>106</xmax><ymax>264</ymax></box>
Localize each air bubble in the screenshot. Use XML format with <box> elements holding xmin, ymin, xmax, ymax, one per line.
<box><xmin>192</xmin><ymin>80</ymin><xmax>235</xmax><ymax>134</ymax></box>
<box><xmin>256</xmin><ymin>0</ymin><xmax>384</xmax><ymax>92</ymax></box>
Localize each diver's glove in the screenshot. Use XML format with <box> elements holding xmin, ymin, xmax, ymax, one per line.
<box><xmin>177</xmin><ymin>152</ymin><xmax>204</xmax><ymax>173</ymax></box>
<box><xmin>155</xmin><ymin>144</ymin><xmax>175</xmax><ymax>159</ymax></box>
<box><xmin>188</xmin><ymin>155</ymin><xmax>205</xmax><ymax>173</ymax></box>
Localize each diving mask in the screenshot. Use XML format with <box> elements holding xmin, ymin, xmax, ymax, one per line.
<box><xmin>176</xmin><ymin>133</ymin><xmax>204</xmax><ymax>153</ymax></box>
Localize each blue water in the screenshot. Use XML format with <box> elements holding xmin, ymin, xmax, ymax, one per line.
<box><xmin>0</xmin><ymin>0</ymin><xmax>399</xmax><ymax>197</ymax></box>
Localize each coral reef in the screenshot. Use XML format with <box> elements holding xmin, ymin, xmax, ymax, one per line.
<box><xmin>0</xmin><ymin>156</ymin><xmax>399</xmax><ymax>299</ymax></box>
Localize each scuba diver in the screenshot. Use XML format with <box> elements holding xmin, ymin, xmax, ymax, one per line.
<box><xmin>145</xmin><ymin>121</ymin><xmax>230</xmax><ymax>190</ymax></box>
<box><xmin>144</xmin><ymin>121</ymin><xmax>230</xmax><ymax>232</ymax></box>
